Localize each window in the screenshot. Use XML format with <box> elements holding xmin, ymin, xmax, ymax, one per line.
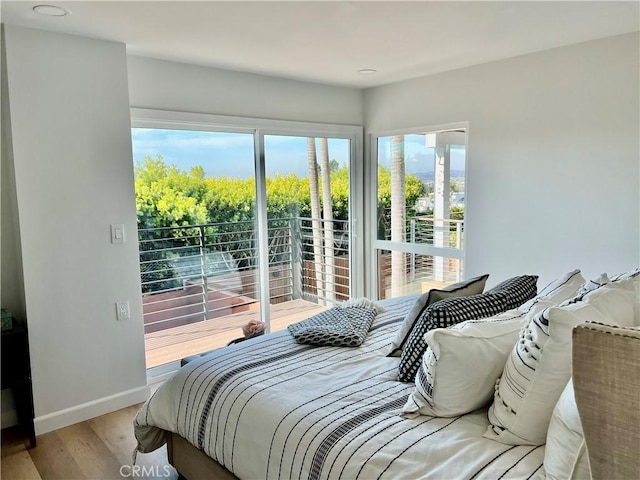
<box><xmin>371</xmin><ymin>125</ymin><xmax>467</xmax><ymax>299</ymax></box>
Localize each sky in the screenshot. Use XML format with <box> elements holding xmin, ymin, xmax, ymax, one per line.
<box><xmin>131</xmin><ymin>128</ymin><xmax>350</xmax><ymax>178</ymax></box>
<box><xmin>377</xmin><ymin>134</ymin><xmax>466</xmax><ymax>174</ymax></box>
<box><xmin>131</xmin><ymin>128</ymin><xmax>465</xmax><ymax>179</ymax></box>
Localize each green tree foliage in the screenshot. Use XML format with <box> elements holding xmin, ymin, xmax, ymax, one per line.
<box><xmin>266</xmin><ymin>174</ymin><xmax>312</xmax><ymax>219</ymax></box>
<box><xmin>135</xmin><ymin>156</ymin><xmax>427</xmax><ymax>228</ymax></box>
<box><xmin>135</xmin><ymin>156</ymin><xmax>208</xmax><ymax>293</ymax></box>
<box><xmin>377</xmin><ymin>165</ymin><xmax>425</xmax><ymax>209</ymax></box>
<box><xmin>376</xmin><ymin>165</ymin><xmax>426</xmax><ymax>238</ymax></box>
<box><xmin>135</xmin><ymin>156</ymin><xmax>209</xmax><ymax>229</ymax></box>
<box><xmin>450</xmin><ymin>205</ymin><xmax>464</xmax><ymax>222</ymax></box>
<box><xmin>204</xmin><ymin>176</ymin><xmax>256</xmax><ymax>223</ymax></box>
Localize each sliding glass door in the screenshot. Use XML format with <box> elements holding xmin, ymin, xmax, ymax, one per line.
<box><xmin>131</xmin><ymin>110</ymin><xmax>361</xmax><ymax>370</ymax></box>
<box><xmin>264</xmin><ymin>135</ymin><xmax>352</xmax><ymax>320</ymax></box>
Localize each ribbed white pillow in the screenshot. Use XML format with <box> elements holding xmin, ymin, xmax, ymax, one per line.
<box><xmin>485</xmin><ymin>280</ymin><xmax>636</xmax><ymax>445</ymax></box>
<box><xmin>545</xmin><ymin>380</ymin><xmax>591</xmax><ymax>480</ymax></box>
<box><xmin>610</xmin><ymin>267</ymin><xmax>640</xmax><ymax>325</ymax></box>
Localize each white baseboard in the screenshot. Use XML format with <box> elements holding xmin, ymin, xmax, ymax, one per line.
<box><xmin>34</xmin><ymin>385</ymin><xmax>150</xmax><ymax>435</ymax></box>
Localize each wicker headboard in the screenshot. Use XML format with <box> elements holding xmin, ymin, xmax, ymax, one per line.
<box><xmin>572</xmin><ymin>322</ymin><xmax>640</xmax><ymax>480</ymax></box>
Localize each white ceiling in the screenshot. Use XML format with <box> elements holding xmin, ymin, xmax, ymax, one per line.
<box><xmin>2</xmin><ymin>1</ymin><xmax>639</xmax><ymax>88</ymax></box>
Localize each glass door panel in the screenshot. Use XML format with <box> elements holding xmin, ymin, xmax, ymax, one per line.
<box><xmin>374</xmin><ymin>129</ymin><xmax>466</xmax><ymax>300</ymax></box>
<box><xmin>264</xmin><ymin>135</ymin><xmax>352</xmax><ymax>314</ymax></box>
<box><xmin>132</xmin><ymin>127</ymin><xmax>260</xmax><ymax>368</ymax></box>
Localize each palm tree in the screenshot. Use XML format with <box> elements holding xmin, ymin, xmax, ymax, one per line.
<box><xmin>307</xmin><ymin>137</ymin><xmax>325</xmax><ymax>302</ymax></box>
<box><xmin>390</xmin><ymin>135</ymin><xmax>406</xmax><ymax>297</ymax></box>
<box><xmin>319</xmin><ymin>138</ymin><xmax>335</xmax><ymax>301</ymax></box>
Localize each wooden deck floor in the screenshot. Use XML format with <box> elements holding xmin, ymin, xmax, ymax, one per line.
<box><xmin>145</xmin><ymin>299</ymin><xmax>327</xmax><ymax>368</ymax></box>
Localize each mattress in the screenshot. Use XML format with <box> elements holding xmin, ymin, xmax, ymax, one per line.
<box><xmin>135</xmin><ymin>295</ymin><xmax>545</xmax><ymax>479</ymax></box>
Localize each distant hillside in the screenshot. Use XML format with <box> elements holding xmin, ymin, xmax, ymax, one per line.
<box><xmin>412</xmin><ymin>170</ymin><xmax>465</xmax><ymax>182</ymax></box>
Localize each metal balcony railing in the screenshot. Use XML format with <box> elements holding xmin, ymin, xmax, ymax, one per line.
<box><xmin>138</xmin><ymin>217</ymin><xmax>350</xmax><ymax>334</ymax></box>
<box><xmin>376</xmin><ymin>213</ymin><xmax>465</xmax><ymax>299</ymax></box>
<box><xmin>138</xmin><ymin>215</ymin><xmax>465</xmax><ymax>334</ymax></box>
<box><xmin>409</xmin><ymin>216</ymin><xmax>464</xmax><ymax>249</ymax></box>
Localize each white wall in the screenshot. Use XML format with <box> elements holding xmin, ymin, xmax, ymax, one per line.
<box><xmin>128</xmin><ymin>56</ymin><xmax>363</xmax><ymax>125</ymax></box>
<box><xmin>3</xmin><ymin>26</ymin><xmax>148</xmax><ymax>433</ymax></box>
<box><xmin>365</xmin><ymin>33</ymin><xmax>640</xmax><ymax>287</ymax></box>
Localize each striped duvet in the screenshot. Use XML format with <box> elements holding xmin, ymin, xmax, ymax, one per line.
<box><xmin>134</xmin><ymin>296</ymin><xmax>545</xmax><ymax>480</ymax></box>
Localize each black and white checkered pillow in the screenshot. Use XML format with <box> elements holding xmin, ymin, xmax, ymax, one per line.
<box><xmin>398</xmin><ymin>275</ymin><xmax>538</xmax><ymax>382</ymax></box>
<box><xmin>387</xmin><ymin>274</ymin><xmax>489</xmax><ymax>357</ymax></box>
<box><xmin>485</xmin><ymin>275</ymin><xmax>541</xmax><ymax>310</ymax></box>
<box><xmin>288</xmin><ymin>306</ymin><xmax>378</xmax><ymax>347</ymax></box>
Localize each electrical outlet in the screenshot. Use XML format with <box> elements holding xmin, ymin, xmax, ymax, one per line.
<box><xmin>116</xmin><ymin>301</ymin><xmax>130</xmax><ymax>321</ymax></box>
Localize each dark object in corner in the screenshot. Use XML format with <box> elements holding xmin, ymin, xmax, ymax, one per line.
<box><xmin>1</xmin><ymin>318</ymin><xmax>36</xmax><ymax>449</ymax></box>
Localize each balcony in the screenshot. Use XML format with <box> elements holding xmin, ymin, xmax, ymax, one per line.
<box><xmin>138</xmin><ymin>217</ymin><xmax>350</xmax><ymax>368</ymax></box>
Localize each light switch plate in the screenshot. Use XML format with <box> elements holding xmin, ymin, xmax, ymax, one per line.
<box><xmin>111</xmin><ymin>224</ymin><xmax>125</xmax><ymax>244</ymax></box>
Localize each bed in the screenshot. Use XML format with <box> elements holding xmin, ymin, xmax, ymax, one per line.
<box><xmin>134</xmin><ymin>295</ymin><xmax>546</xmax><ymax>479</ymax></box>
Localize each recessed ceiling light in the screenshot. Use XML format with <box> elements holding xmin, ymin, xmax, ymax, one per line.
<box><xmin>33</xmin><ymin>5</ymin><xmax>69</xmax><ymax>17</ymax></box>
<box><xmin>357</xmin><ymin>69</ymin><xmax>378</xmax><ymax>75</ymax></box>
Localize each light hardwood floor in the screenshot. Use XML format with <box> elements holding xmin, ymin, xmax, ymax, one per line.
<box><xmin>1</xmin><ymin>402</ymin><xmax>175</xmax><ymax>480</ymax></box>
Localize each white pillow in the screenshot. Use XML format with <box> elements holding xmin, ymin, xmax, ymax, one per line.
<box><xmin>610</xmin><ymin>267</ymin><xmax>640</xmax><ymax>325</ymax></box>
<box><xmin>401</xmin><ymin>308</ymin><xmax>527</xmax><ymax>418</ymax></box>
<box><xmin>609</xmin><ymin>266</ymin><xmax>640</xmax><ymax>283</ymax></box>
<box><xmin>485</xmin><ymin>281</ymin><xmax>636</xmax><ymax>445</ymax></box>
<box><xmin>517</xmin><ymin>269</ymin><xmax>585</xmax><ymax>314</ymax></box>
<box><xmin>545</xmin><ymin>380</ymin><xmax>591</xmax><ymax>480</ymax></box>
<box><xmin>574</xmin><ymin>272</ymin><xmax>610</xmax><ymax>297</ymax></box>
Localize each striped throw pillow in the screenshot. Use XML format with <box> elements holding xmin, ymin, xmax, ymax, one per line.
<box><xmin>485</xmin><ymin>280</ymin><xmax>636</xmax><ymax>445</ymax></box>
